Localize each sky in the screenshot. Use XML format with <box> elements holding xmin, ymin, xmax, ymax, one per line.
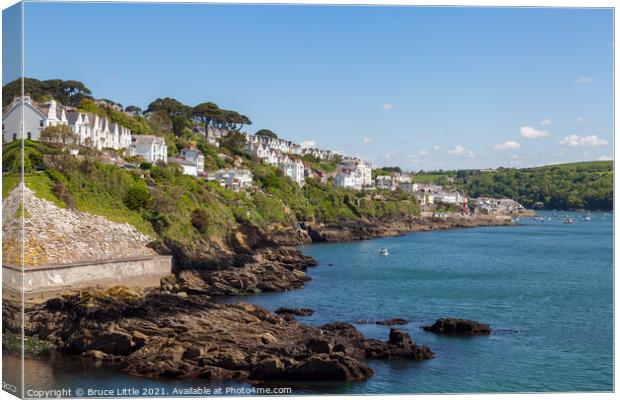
<box><xmin>6</xmin><ymin>3</ymin><xmax>615</xmax><ymax>170</ymax></box>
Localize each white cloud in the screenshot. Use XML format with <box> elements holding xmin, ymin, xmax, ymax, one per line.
<box><xmin>382</xmin><ymin>150</ymin><xmax>399</xmax><ymax>159</ymax></box>
<box><xmin>577</xmin><ymin>76</ymin><xmax>593</xmax><ymax>84</ymax></box>
<box><xmin>560</xmin><ymin>134</ymin><xmax>608</xmax><ymax>147</ymax></box>
<box><xmin>363</xmin><ymin>137</ymin><xmax>372</xmax><ymax>144</ymax></box>
<box><xmin>576</xmin><ymin>117</ymin><xmax>584</xmax><ymax>123</ymax></box>
<box><xmin>493</xmin><ymin>141</ymin><xmax>521</xmax><ymax>150</ymax></box>
<box><xmin>540</xmin><ymin>119</ymin><xmax>552</xmax><ymax>126</ymax></box>
<box><xmin>432</xmin><ymin>145</ymin><xmax>440</xmax><ymax>150</ymax></box>
<box><xmin>406</xmin><ymin>154</ymin><xmax>420</xmax><ymax>164</ymax></box>
<box><xmin>382</xmin><ymin>103</ymin><xmax>395</xmax><ymax>111</ymax></box>
<box><xmin>418</xmin><ymin>150</ymin><xmax>428</xmax><ymax>156</ymax></box>
<box><xmin>510</xmin><ymin>154</ymin><xmax>523</xmax><ymax>165</ymax></box>
<box><xmin>597</xmin><ymin>155</ymin><xmax>613</xmax><ymax>161</ymax></box>
<box><xmin>520</xmin><ymin>126</ymin><xmax>550</xmax><ymax>139</ymax></box>
<box><xmin>448</xmin><ymin>145</ymin><xmax>474</xmax><ymax>158</ymax></box>
<box><xmin>300</xmin><ymin>140</ymin><xmax>316</xmax><ymax>149</ymax></box>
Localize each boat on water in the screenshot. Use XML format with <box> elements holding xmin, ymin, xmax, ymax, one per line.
<box><xmin>582</xmin><ymin>215</ymin><xmax>592</xmax><ymax>221</ymax></box>
<box><xmin>378</xmin><ymin>248</ymin><xmax>389</xmax><ymax>256</ymax></box>
<box><xmin>564</xmin><ymin>217</ymin><xmax>574</xmax><ymax>224</ymax></box>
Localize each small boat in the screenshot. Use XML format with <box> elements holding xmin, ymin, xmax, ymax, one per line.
<box><xmin>582</xmin><ymin>216</ymin><xmax>591</xmax><ymax>221</ymax></box>
<box><xmin>378</xmin><ymin>248</ymin><xmax>389</xmax><ymax>256</ymax></box>
<box><xmin>564</xmin><ymin>218</ymin><xmax>574</xmax><ymax>224</ymax></box>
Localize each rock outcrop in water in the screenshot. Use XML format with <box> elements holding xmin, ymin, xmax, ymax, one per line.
<box><xmin>163</xmin><ymin>247</ymin><xmax>318</xmax><ymax>296</ymax></box>
<box><xmin>8</xmin><ymin>288</ymin><xmax>434</xmax><ymax>382</ymax></box>
<box><xmin>422</xmin><ymin>318</ymin><xmax>492</xmax><ymax>335</ymax></box>
<box><xmin>305</xmin><ymin>216</ymin><xmax>512</xmax><ymax>243</ymax></box>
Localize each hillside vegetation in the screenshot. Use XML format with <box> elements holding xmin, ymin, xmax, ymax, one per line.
<box><xmin>2</xmin><ymin>139</ymin><xmax>420</xmax><ymax>267</ymax></box>
<box><xmin>456</xmin><ymin>161</ymin><xmax>613</xmax><ymax>210</ymax></box>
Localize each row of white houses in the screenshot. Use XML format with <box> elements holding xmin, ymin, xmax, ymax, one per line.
<box><xmin>2</xmin><ymin>96</ymin><xmax>167</xmax><ymax>163</ymax></box>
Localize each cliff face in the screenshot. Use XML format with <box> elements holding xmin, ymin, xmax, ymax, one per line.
<box><xmin>2</xmin><ymin>186</ymin><xmax>156</xmax><ymax>267</ymax></box>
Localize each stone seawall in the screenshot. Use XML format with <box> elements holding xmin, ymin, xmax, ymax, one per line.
<box><xmin>3</xmin><ymin>255</ymin><xmax>172</xmax><ymax>299</ymax></box>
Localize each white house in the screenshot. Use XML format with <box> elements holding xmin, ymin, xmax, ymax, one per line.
<box><xmin>3</xmin><ymin>96</ymin><xmax>132</xmax><ymax>151</ymax></box>
<box><xmin>128</xmin><ymin>135</ymin><xmax>168</xmax><ymax>164</ymax></box>
<box><xmin>210</xmin><ymin>169</ymin><xmax>253</xmax><ymax>192</ymax></box>
<box><xmin>434</xmin><ymin>192</ymin><xmax>467</xmax><ymax>205</ymax></box>
<box><xmin>414</xmin><ymin>192</ymin><xmax>435</xmax><ymax>205</ymax></box>
<box><xmin>279</xmin><ymin>156</ymin><xmax>305</xmax><ymax>186</ymax></box>
<box><xmin>335</xmin><ymin>168</ymin><xmax>364</xmax><ymax>190</ymax></box>
<box><xmin>400</xmin><ymin>182</ymin><xmax>420</xmax><ymax>193</ymax></box>
<box><xmin>335</xmin><ymin>158</ymin><xmax>372</xmax><ymax>189</ymax></box>
<box><xmin>180</xmin><ymin>147</ymin><xmax>205</xmax><ymax>175</ymax></box>
<box><xmin>2</xmin><ymin>96</ymin><xmax>66</xmax><ymax>142</ymax></box>
<box><xmin>169</xmin><ymin>157</ymin><xmax>198</xmax><ymax>176</ymax></box>
<box><xmin>375</xmin><ymin>175</ymin><xmax>397</xmax><ymax>191</ymax></box>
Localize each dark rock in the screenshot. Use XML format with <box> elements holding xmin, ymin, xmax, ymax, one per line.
<box><xmin>274</xmin><ymin>307</ymin><xmax>314</xmax><ymax>317</ymax></box>
<box><xmin>306</xmin><ymin>338</ymin><xmax>332</xmax><ymax>354</ymax></box>
<box><xmin>363</xmin><ymin>329</ymin><xmax>435</xmax><ymax>361</ymax></box>
<box><xmin>90</xmin><ymin>330</ymin><xmax>134</xmax><ymax>356</ymax></box>
<box><xmin>292</xmin><ymin>353</ymin><xmax>374</xmax><ymax>381</ymax></box>
<box><xmin>422</xmin><ymin>318</ymin><xmax>492</xmax><ymax>335</ymax></box>
<box><xmin>11</xmin><ymin>288</ymin><xmax>434</xmax><ymax>383</ymax></box>
<box><xmin>376</xmin><ymin>318</ymin><xmax>409</xmax><ymax>326</ymax></box>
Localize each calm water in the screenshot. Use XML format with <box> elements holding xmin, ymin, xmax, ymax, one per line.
<box><xmin>5</xmin><ymin>211</ymin><xmax>613</xmax><ymax>395</ymax></box>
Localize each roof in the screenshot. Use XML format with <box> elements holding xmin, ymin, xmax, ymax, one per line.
<box><xmin>132</xmin><ymin>135</ymin><xmax>165</xmax><ymax>145</ymax></box>
<box><xmin>168</xmin><ymin>157</ymin><xmax>195</xmax><ymax>167</ymax></box>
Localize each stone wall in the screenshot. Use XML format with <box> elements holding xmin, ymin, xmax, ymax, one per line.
<box><xmin>3</xmin><ymin>185</ymin><xmax>157</xmax><ymax>266</ymax></box>
<box><xmin>3</xmin><ymin>255</ymin><xmax>172</xmax><ymax>298</ymax></box>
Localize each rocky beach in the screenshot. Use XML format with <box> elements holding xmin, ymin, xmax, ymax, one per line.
<box><xmin>3</xmin><ymin>193</ymin><xmax>512</xmax><ymax>384</ymax></box>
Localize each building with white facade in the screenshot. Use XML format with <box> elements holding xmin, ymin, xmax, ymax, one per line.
<box><xmin>3</xmin><ymin>96</ymin><xmax>132</xmax><ymax>151</ymax></box>
<box><xmin>2</xmin><ymin>96</ymin><xmax>67</xmax><ymax>142</ymax></box>
<box><xmin>375</xmin><ymin>175</ymin><xmax>397</xmax><ymax>191</ymax></box>
<box><xmin>180</xmin><ymin>147</ymin><xmax>205</xmax><ymax>175</ymax></box>
<box><xmin>400</xmin><ymin>182</ymin><xmax>420</xmax><ymax>193</ymax></box>
<box><xmin>335</xmin><ymin>158</ymin><xmax>372</xmax><ymax>190</ymax></box>
<box><xmin>279</xmin><ymin>156</ymin><xmax>305</xmax><ymax>186</ymax></box>
<box><xmin>335</xmin><ymin>168</ymin><xmax>364</xmax><ymax>190</ymax></box>
<box><xmin>434</xmin><ymin>192</ymin><xmax>467</xmax><ymax>205</ymax></box>
<box><xmin>169</xmin><ymin>157</ymin><xmax>198</xmax><ymax>176</ymax></box>
<box><xmin>128</xmin><ymin>135</ymin><xmax>168</xmax><ymax>164</ymax></box>
<box><xmin>210</xmin><ymin>169</ymin><xmax>253</xmax><ymax>192</ymax></box>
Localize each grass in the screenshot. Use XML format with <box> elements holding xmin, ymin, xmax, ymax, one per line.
<box><xmin>2</xmin><ymin>331</ymin><xmax>53</xmax><ymax>357</ymax></box>
<box><xmin>2</xmin><ymin>173</ymin><xmax>65</xmax><ymax>207</ymax></box>
<box><xmin>2</xmin><ymin>174</ymin><xmax>20</xmax><ymax>198</ymax></box>
<box><xmin>411</xmin><ymin>174</ymin><xmax>453</xmax><ymax>183</ymax></box>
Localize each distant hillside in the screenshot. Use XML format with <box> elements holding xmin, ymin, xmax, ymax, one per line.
<box><xmin>455</xmin><ymin>161</ymin><xmax>613</xmax><ymax>210</ymax></box>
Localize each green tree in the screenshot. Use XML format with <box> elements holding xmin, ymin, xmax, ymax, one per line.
<box><xmin>255</xmin><ymin>129</ymin><xmax>277</xmax><ymax>138</ymax></box>
<box><xmin>219</xmin><ymin>130</ymin><xmax>247</xmax><ymax>152</ymax></box>
<box><xmin>40</xmin><ymin>125</ymin><xmax>79</xmax><ymax>148</ymax></box>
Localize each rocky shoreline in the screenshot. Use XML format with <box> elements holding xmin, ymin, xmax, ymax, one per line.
<box><xmin>3</xmin><ymin>214</ymin><xmax>506</xmax><ymax>384</ymax></box>
<box><xmin>302</xmin><ymin>215</ymin><xmax>513</xmax><ymax>243</ymax></box>
<box><xmin>4</xmin><ymin>288</ymin><xmax>434</xmax><ymax>382</ymax></box>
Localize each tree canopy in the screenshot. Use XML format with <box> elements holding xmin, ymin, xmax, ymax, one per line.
<box><xmin>457</xmin><ymin>162</ymin><xmax>613</xmax><ymax>210</ymax></box>
<box><xmin>191</xmin><ymin>102</ymin><xmax>251</xmax><ymax>133</ymax></box>
<box><xmin>3</xmin><ymin>78</ymin><xmax>92</xmax><ymax>108</ymax></box>
<box><xmin>255</xmin><ymin>129</ymin><xmax>277</xmax><ymax>138</ymax></box>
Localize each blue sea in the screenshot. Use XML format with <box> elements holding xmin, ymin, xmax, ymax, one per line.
<box><xmin>7</xmin><ymin>211</ymin><xmax>613</xmax><ymax>395</ymax></box>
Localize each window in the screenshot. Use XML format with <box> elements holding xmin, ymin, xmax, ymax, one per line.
<box><xmin>12</xmin><ymin>133</ymin><xmax>17</xmax><ymax>141</ymax></box>
<box><xmin>27</xmin><ymin>132</ymin><xmax>32</xmax><ymax>139</ymax></box>
<box><xmin>40</xmin><ymin>120</ymin><xmax>44</xmax><ymax>127</ymax></box>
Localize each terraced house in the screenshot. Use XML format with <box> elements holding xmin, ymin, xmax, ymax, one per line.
<box><xmin>2</xmin><ymin>96</ymin><xmax>132</xmax><ymax>150</ymax></box>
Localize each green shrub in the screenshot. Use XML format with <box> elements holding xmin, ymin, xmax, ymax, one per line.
<box><xmin>123</xmin><ymin>183</ymin><xmax>151</xmax><ymax>210</ymax></box>
<box><xmin>191</xmin><ymin>208</ymin><xmax>211</xmax><ymax>233</ymax></box>
<box><xmin>52</xmin><ymin>181</ymin><xmax>75</xmax><ymax>209</ymax></box>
